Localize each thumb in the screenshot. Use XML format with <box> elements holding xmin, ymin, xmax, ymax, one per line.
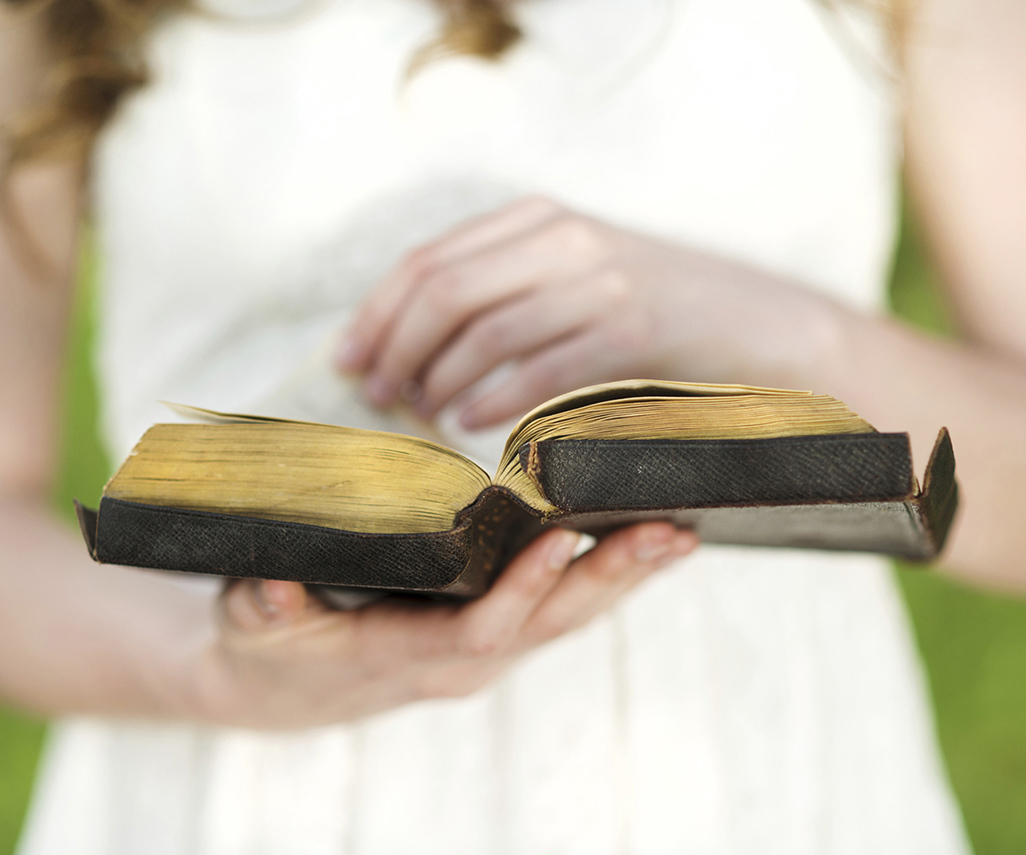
<box><xmin>220</xmin><ymin>579</ymin><xmax>313</xmax><ymax>633</ymax></box>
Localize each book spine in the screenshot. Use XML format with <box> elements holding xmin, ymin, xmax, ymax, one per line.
<box><xmin>75</xmin><ymin>487</ymin><xmax>547</xmax><ymax>598</ymax></box>
<box><xmin>78</xmin><ymin>497</ymin><xmax>479</xmax><ymax>594</ymax></box>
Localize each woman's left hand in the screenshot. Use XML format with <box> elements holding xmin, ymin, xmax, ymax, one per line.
<box><xmin>337</xmin><ymin>196</ymin><xmax>846</xmax><ymax>428</ymax></box>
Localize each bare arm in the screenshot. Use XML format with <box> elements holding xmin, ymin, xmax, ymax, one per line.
<box><xmin>894</xmin><ymin>0</ymin><xmax>1026</xmax><ymax>586</ymax></box>
<box><xmin>811</xmin><ymin>0</ymin><xmax>1026</xmax><ymax>589</ymax></box>
<box><xmin>0</xmin><ymin>7</ymin><xmax>214</xmax><ymax>717</ymax></box>
<box><xmin>338</xmin><ymin>198</ymin><xmax>1026</xmax><ymax>592</ymax></box>
<box><xmin>339</xmin><ymin>1</ymin><xmax>1026</xmax><ymax>594</ymax></box>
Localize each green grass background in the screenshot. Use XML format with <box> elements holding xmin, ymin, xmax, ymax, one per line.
<box><xmin>1</xmin><ymin>207</ymin><xmax>1025</xmax><ymax>853</ymax></box>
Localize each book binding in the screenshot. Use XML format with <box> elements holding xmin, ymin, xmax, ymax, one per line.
<box><xmin>76</xmin><ymin>428</ymin><xmax>958</xmax><ymax>597</ymax></box>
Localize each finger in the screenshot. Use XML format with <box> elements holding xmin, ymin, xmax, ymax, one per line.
<box><xmin>361</xmin><ymin>225</ymin><xmax>599</xmax><ymax>407</ymax></box>
<box><xmin>416</xmin><ymin>277</ymin><xmax>611</xmax><ymax>417</ymax></box>
<box><xmin>426</xmin><ymin>528</ymin><xmax>580</xmax><ymax>660</ymax></box>
<box><xmin>457</xmin><ymin>322</ymin><xmax>645</xmax><ymax>428</ymax></box>
<box><xmin>522</xmin><ymin>524</ymin><xmax>698</xmax><ymax>647</ymax></box>
<box><xmin>219</xmin><ymin>579</ymin><xmax>317</xmax><ymax>634</ymax></box>
<box><xmin>409</xmin><ymin>655</ymin><xmax>515</xmax><ymax>702</ymax></box>
<box><xmin>336</xmin><ymin>196</ymin><xmax>563</xmax><ymax>373</ymax></box>
<box><xmin>344</xmin><ymin>530</ymin><xmax>576</xmax><ymax>664</ymax></box>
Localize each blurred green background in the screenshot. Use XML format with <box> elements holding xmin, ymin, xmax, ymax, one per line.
<box><xmin>0</xmin><ymin>206</ymin><xmax>1025</xmax><ymax>853</ymax></box>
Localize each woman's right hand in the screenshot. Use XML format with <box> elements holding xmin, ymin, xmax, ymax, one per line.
<box><xmin>199</xmin><ymin>523</ymin><xmax>696</xmax><ymax>729</ymax></box>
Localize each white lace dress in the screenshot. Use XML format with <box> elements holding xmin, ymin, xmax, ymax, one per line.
<box><xmin>18</xmin><ymin>0</ymin><xmax>971</xmax><ymax>852</ymax></box>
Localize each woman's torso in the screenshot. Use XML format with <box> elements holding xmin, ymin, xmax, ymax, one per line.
<box><xmin>18</xmin><ymin>1</ymin><xmax>970</xmax><ymax>852</ymax></box>
<box><xmin>92</xmin><ymin>0</ymin><xmax>899</xmax><ymax>460</ymax></box>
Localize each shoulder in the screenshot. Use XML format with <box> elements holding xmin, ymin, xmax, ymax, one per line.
<box><xmin>0</xmin><ymin>4</ymin><xmax>49</xmax><ymax>120</ymax></box>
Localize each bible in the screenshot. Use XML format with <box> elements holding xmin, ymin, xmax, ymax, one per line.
<box><xmin>76</xmin><ymin>379</ymin><xmax>958</xmax><ymax>598</ymax></box>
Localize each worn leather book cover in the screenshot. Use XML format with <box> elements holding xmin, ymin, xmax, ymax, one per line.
<box><xmin>75</xmin><ymin>421</ymin><xmax>958</xmax><ymax>600</ymax></box>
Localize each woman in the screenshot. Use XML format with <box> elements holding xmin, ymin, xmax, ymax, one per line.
<box><xmin>1</xmin><ymin>0</ymin><xmax>1023</xmax><ymax>851</ymax></box>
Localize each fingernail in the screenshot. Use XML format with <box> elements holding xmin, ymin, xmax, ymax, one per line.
<box><xmin>458</xmin><ymin>407</ymin><xmax>481</xmax><ymax>430</ymax></box>
<box><xmin>672</xmin><ymin>532</ymin><xmax>697</xmax><ymax>555</ymax></box>
<box><xmin>365</xmin><ymin>375</ymin><xmax>394</xmax><ymax>406</ymax></box>
<box><xmin>547</xmin><ymin>530</ymin><xmax>580</xmax><ymax>570</ymax></box>
<box><xmin>634</xmin><ymin>528</ymin><xmax>675</xmax><ymax>563</ymax></box>
<box><xmin>635</xmin><ymin>541</ymin><xmax>672</xmax><ymax>563</ymax></box>
<box><xmin>253</xmin><ymin>580</ymin><xmax>280</xmax><ymax>619</ymax></box>
<box><xmin>413</xmin><ymin>398</ymin><xmax>435</xmax><ymax>419</ymax></box>
<box><xmin>334</xmin><ymin>336</ymin><xmax>362</xmax><ymax>370</ymax></box>
<box><xmin>399</xmin><ymin>379</ymin><xmax>422</xmax><ymax>403</ymax></box>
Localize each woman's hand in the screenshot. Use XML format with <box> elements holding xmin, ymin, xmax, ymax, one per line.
<box><xmin>199</xmin><ymin>523</ymin><xmax>696</xmax><ymax>729</ymax></box>
<box><xmin>337</xmin><ymin>196</ymin><xmax>847</xmax><ymax>428</ymax></box>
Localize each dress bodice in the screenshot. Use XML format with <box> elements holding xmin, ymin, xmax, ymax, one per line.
<box><xmin>93</xmin><ymin>0</ymin><xmax>898</xmax><ymax>464</ymax></box>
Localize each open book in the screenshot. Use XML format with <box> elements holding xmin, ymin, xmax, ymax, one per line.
<box><xmin>76</xmin><ymin>380</ymin><xmax>958</xmax><ymax>598</ymax></box>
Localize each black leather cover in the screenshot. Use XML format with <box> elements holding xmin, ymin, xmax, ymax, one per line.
<box><xmin>528</xmin><ymin>429</ymin><xmax>957</xmax><ymax>561</ymax></box>
<box><xmin>76</xmin><ymin>487</ymin><xmax>543</xmax><ymax>598</ymax></box>
<box><xmin>520</xmin><ymin>432</ymin><xmax>916</xmax><ymax>510</ymax></box>
<box><xmin>76</xmin><ymin>429</ymin><xmax>957</xmax><ymax>597</ymax></box>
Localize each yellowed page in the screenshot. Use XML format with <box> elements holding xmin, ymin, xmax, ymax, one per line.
<box><xmin>106</xmin><ymin>422</ymin><xmax>491</xmax><ymax>534</ymax></box>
